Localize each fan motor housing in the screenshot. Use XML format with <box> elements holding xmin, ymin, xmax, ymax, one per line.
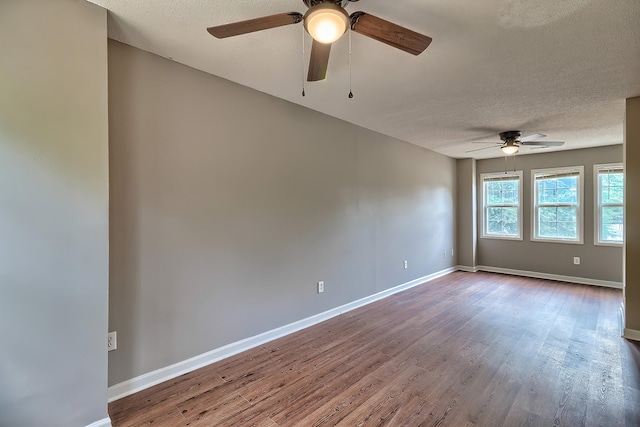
<box><xmin>499</xmin><ymin>130</ymin><xmax>521</xmax><ymax>141</ymax></box>
<box><xmin>303</xmin><ymin>0</ymin><xmax>357</xmax><ymax>7</ymax></box>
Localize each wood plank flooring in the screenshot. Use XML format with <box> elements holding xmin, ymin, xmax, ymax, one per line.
<box><xmin>109</xmin><ymin>272</ymin><xmax>640</xmax><ymax>426</ymax></box>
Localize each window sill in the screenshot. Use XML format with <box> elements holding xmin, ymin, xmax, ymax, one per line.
<box><xmin>594</xmin><ymin>241</ymin><xmax>623</xmax><ymax>247</ymax></box>
<box><xmin>481</xmin><ymin>235</ymin><xmax>523</xmax><ymax>241</ymax></box>
<box><xmin>531</xmin><ymin>237</ymin><xmax>583</xmax><ymax>245</ymax></box>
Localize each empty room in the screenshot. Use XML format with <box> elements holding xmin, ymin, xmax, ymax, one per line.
<box><xmin>1</xmin><ymin>1</ymin><xmax>640</xmax><ymax>426</ymax></box>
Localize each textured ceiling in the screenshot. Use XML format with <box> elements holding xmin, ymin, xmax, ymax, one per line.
<box><xmin>88</xmin><ymin>0</ymin><xmax>640</xmax><ymax>159</ymax></box>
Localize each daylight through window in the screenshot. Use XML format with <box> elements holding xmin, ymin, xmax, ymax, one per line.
<box><xmin>595</xmin><ymin>164</ymin><xmax>624</xmax><ymax>245</ymax></box>
<box><xmin>532</xmin><ymin>166</ymin><xmax>584</xmax><ymax>243</ymax></box>
<box><xmin>481</xmin><ymin>171</ymin><xmax>523</xmax><ymax>240</ymax></box>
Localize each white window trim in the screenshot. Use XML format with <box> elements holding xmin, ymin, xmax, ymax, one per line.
<box><xmin>531</xmin><ymin>165</ymin><xmax>584</xmax><ymax>245</ymax></box>
<box><xmin>480</xmin><ymin>170</ymin><xmax>523</xmax><ymax>241</ymax></box>
<box><xmin>594</xmin><ymin>163</ymin><xmax>623</xmax><ymax>247</ymax></box>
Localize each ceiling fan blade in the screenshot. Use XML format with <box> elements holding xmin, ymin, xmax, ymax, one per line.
<box><xmin>350</xmin><ymin>12</ymin><xmax>432</xmax><ymax>56</ymax></box>
<box><xmin>207</xmin><ymin>12</ymin><xmax>303</xmax><ymax>39</ymax></box>
<box><xmin>307</xmin><ymin>40</ymin><xmax>331</xmax><ymax>82</ymax></box>
<box><xmin>521</xmin><ymin>141</ymin><xmax>565</xmax><ymax>147</ymax></box>
<box><xmin>520</xmin><ymin>133</ymin><xmax>546</xmax><ymax>142</ymax></box>
<box><xmin>466</xmin><ymin>146</ymin><xmax>497</xmax><ymax>153</ymax></box>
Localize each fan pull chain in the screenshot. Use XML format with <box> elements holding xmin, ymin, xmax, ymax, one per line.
<box><xmin>301</xmin><ymin>25</ymin><xmax>306</xmax><ymax>97</ymax></box>
<box><xmin>348</xmin><ymin>28</ymin><xmax>353</xmax><ymax>99</ymax></box>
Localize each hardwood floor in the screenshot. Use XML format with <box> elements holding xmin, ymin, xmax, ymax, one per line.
<box><xmin>109</xmin><ymin>272</ymin><xmax>640</xmax><ymax>426</ymax></box>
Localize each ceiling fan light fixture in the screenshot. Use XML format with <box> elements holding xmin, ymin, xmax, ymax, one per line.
<box><xmin>304</xmin><ymin>3</ymin><xmax>349</xmax><ymax>44</ymax></box>
<box><xmin>501</xmin><ymin>141</ymin><xmax>519</xmax><ymax>155</ymax></box>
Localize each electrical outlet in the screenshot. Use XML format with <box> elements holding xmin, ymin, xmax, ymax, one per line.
<box><xmin>452</xmin><ymin>249</ymin><xmax>454</xmax><ymax>257</ymax></box>
<box><xmin>443</xmin><ymin>251</ymin><xmax>447</xmax><ymax>258</ymax></box>
<box><xmin>317</xmin><ymin>281</ymin><xmax>324</xmax><ymax>293</ymax></box>
<box><xmin>404</xmin><ymin>260</ymin><xmax>408</xmax><ymax>269</ymax></box>
<box><xmin>108</xmin><ymin>331</ymin><xmax>117</xmax><ymax>352</ymax></box>
<box><xmin>573</xmin><ymin>257</ymin><xmax>581</xmax><ymax>265</ymax></box>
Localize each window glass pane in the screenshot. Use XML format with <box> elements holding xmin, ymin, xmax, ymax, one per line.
<box><xmin>487</xmin><ymin>189</ymin><xmax>502</xmax><ymax>205</ymax></box>
<box><xmin>503</xmin><ymin>223</ymin><xmax>519</xmax><ymax>235</ymax></box>
<box><xmin>534</xmin><ymin>169</ymin><xmax>582</xmax><ymax>242</ymax></box>
<box><xmin>503</xmin><ymin>181</ymin><xmax>516</xmax><ymax>192</ymax></box>
<box><xmin>486</xmin><ymin>182</ymin><xmax>500</xmax><ymax>204</ymax></box>
<box><xmin>601</xmin><ymin>205</ymin><xmax>623</xmax><ymax>244</ymax></box>
<box><xmin>488</xmin><ymin>207</ymin><xmax>502</xmax><ymax>222</ymax></box>
<box><xmin>602</xmin><ymin>224</ymin><xmax>624</xmax><ymax>241</ymax></box>
<box><xmin>539</xmin><ymin>207</ymin><xmax>557</xmax><ymax>222</ymax></box>
<box><xmin>538</xmin><ymin>207</ymin><xmax>576</xmax><ymax>239</ymax></box>
<box><xmin>538</xmin><ymin>179</ymin><xmax>556</xmax><ymax>190</ymax></box>
<box><xmin>557</xmin><ymin>188</ymin><xmax>577</xmax><ymax>203</ymax></box>
<box><xmin>557</xmin><ymin>221</ymin><xmax>577</xmax><ymax>239</ymax></box>
<box><xmin>502</xmin><ymin>207</ymin><xmax>519</xmax><ymax>235</ymax></box>
<box><xmin>483</xmin><ymin>174</ymin><xmax>520</xmax><ymax>238</ymax></box>
<box><xmin>597</xmin><ymin>168</ymin><xmax>623</xmax><ymax>244</ymax></box>
<box><xmin>600</xmin><ymin>173</ymin><xmax>624</xmax><ymax>204</ymax></box>
<box><xmin>486</xmin><ymin>207</ymin><xmax>519</xmax><ymax>236</ymax></box>
<box><xmin>503</xmin><ymin>190</ymin><xmax>518</xmax><ymax>204</ymax></box>
<box><xmin>602</xmin><ymin>206</ymin><xmax>623</xmax><ymax>224</ymax></box>
<box><xmin>539</xmin><ymin>188</ymin><xmax>557</xmax><ymax>204</ymax></box>
<box><xmin>557</xmin><ymin>176</ymin><xmax>577</xmax><ymax>189</ymax></box>
<box><xmin>537</xmin><ymin>176</ymin><xmax>577</xmax><ymax>203</ymax></box>
<box><xmin>502</xmin><ymin>207</ymin><xmax>518</xmax><ymax>222</ymax></box>
<box><xmin>486</xmin><ymin>180</ymin><xmax>518</xmax><ymax>205</ymax></box>
<box><xmin>610</xmin><ymin>174</ymin><xmax>623</xmax><ymax>187</ymax></box>
<box><xmin>487</xmin><ymin>220</ymin><xmax>503</xmax><ymax>234</ymax></box>
<box><xmin>539</xmin><ymin>221</ymin><xmax>557</xmax><ymax>238</ymax></box>
<box><xmin>557</xmin><ymin>207</ymin><xmax>576</xmax><ymax>222</ymax></box>
<box><xmin>605</xmin><ymin>186</ymin><xmax>623</xmax><ymax>204</ymax></box>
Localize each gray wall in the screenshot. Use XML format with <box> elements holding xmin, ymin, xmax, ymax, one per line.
<box><xmin>108</xmin><ymin>42</ymin><xmax>456</xmax><ymax>385</ymax></box>
<box><xmin>456</xmin><ymin>159</ymin><xmax>477</xmax><ymax>268</ymax></box>
<box><xmin>0</xmin><ymin>1</ymin><xmax>110</xmax><ymax>426</ymax></box>
<box><xmin>476</xmin><ymin>145</ymin><xmax>623</xmax><ymax>282</ymax></box>
<box><xmin>625</xmin><ymin>97</ymin><xmax>640</xmax><ymax>331</ymax></box>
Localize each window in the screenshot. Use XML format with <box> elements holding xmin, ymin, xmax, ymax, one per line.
<box><xmin>595</xmin><ymin>163</ymin><xmax>624</xmax><ymax>245</ymax></box>
<box><xmin>532</xmin><ymin>166</ymin><xmax>584</xmax><ymax>244</ymax></box>
<box><xmin>481</xmin><ymin>171</ymin><xmax>523</xmax><ymax>240</ymax></box>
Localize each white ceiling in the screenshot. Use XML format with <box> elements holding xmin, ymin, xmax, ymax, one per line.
<box><xmin>88</xmin><ymin>0</ymin><xmax>640</xmax><ymax>159</ymax></box>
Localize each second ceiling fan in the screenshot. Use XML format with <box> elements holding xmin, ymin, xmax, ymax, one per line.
<box><xmin>207</xmin><ymin>0</ymin><xmax>432</xmax><ymax>82</ymax></box>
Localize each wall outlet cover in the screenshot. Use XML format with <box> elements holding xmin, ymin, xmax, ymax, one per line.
<box><xmin>108</xmin><ymin>331</ymin><xmax>117</xmax><ymax>351</ymax></box>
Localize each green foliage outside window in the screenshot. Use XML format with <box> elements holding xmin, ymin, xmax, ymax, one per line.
<box><xmin>485</xmin><ymin>178</ymin><xmax>519</xmax><ymax>237</ymax></box>
<box><xmin>599</xmin><ymin>172</ymin><xmax>624</xmax><ymax>242</ymax></box>
<box><xmin>535</xmin><ymin>174</ymin><xmax>579</xmax><ymax>241</ymax></box>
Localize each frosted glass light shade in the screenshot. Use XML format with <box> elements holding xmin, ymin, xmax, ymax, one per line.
<box><xmin>501</xmin><ymin>142</ymin><xmax>519</xmax><ymax>155</ymax></box>
<box><xmin>304</xmin><ymin>4</ymin><xmax>349</xmax><ymax>44</ymax></box>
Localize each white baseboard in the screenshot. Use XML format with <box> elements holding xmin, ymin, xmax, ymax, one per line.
<box><xmin>459</xmin><ymin>265</ymin><xmax>623</xmax><ymax>289</ymax></box>
<box><xmin>623</xmin><ymin>328</ymin><xmax>640</xmax><ymax>342</ymax></box>
<box><xmin>455</xmin><ymin>265</ymin><xmax>478</xmax><ymax>273</ymax></box>
<box><xmin>85</xmin><ymin>417</ymin><xmax>112</xmax><ymax>427</ymax></box>
<box><xmin>108</xmin><ymin>267</ymin><xmax>457</xmax><ymax>402</ymax></box>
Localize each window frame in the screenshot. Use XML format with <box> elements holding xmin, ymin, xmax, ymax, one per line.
<box><xmin>594</xmin><ymin>163</ymin><xmax>624</xmax><ymax>246</ymax></box>
<box><xmin>480</xmin><ymin>170</ymin><xmax>523</xmax><ymax>241</ymax></box>
<box><xmin>531</xmin><ymin>165</ymin><xmax>584</xmax><ymax>245</ymax></box>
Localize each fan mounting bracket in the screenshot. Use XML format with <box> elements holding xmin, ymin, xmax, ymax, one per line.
<box><xmin>350</xmin><ymin>11</ymin><xmax>366</xmax><ymax>28</ymax></box>
<box><xmin>303</xmin><ymin>0</ymin><xmax>358</xmax><ymax>8</ymax></box>
<box><xmin>499</xmin><ymin>130</ymin><xmax>521</xmax><ymax>141</ymax></box>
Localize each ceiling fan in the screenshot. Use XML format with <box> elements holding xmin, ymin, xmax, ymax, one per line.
<box><xmin>207</xmin><ymin>0</ymin><xmax>432</xmax><ymax>82</ymax></box>
<box><xmin>467</xmin><ymin>131</ymin><xmax>565</xmax><ymax>155</ymax></box>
